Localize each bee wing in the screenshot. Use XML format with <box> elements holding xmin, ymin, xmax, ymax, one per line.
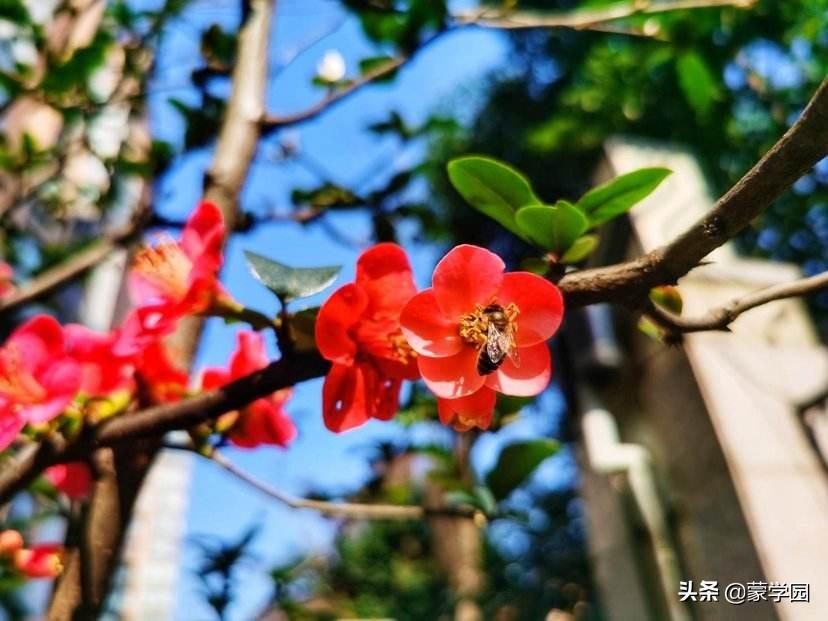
<box><xmin>507</xmin><ymin>332</ymin><xmax>521</xmax><ymax>368</ymax></box>
<box><xmin>486</xmin><ymin>323</ymin><xmax>510</xmax><ymax>364</ymax></box>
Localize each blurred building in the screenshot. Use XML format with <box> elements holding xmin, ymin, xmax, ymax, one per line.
<box><xmin>573</xmin><ymin>139</ymin><xmax>828</xmax><ymax>621</ymax></box>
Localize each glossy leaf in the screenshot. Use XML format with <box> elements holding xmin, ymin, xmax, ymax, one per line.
<box><xmin>514</xmin><ymin>201</ymin><xmax>589</xmax><ymax>253</ymax></box>
<box><xmin>677</xmin><ymin>51</ymin><xmax>719</xmax><ymax>120</ymax></box>
<box><xmin>447</xmin><ymin>156</ymin><xmax>539</xmax><ymax>238</ymax></box>
<box><xmin>244</xmin><ymin>251</ymin><xmax>340</xmax><ymax>302</ymax></box>
<box><xmin>486</xmin><ymin>439</ymin><xmax>560</xmax><ymax>500</ymax></box>
<box><xmin>577</xmin><ymin>168</ymin><xmax>671</xmax><ymax>227</ymax></box>
<box><xmin>560</xmin><ymin>234</ymin><xmax>599</xmax><ymax>263</ymax></box>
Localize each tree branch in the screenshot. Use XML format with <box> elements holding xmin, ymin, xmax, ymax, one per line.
<box><xmin>646</xmin><ymin>270</ymin><xmax>828</xmax><ymax>334</ymax></box>
<box><xmin>204</xmin><ymin>449</ymin><xmax>478</xmax><ymax>520</ymax></box>
<box><xmin>0</xmin><ymin>219</ymin><xmax>144</xmax><ymax>318</ymax></box>
<box><xmin>261</xmin><ymin>55</ymin><xmax>408</xmax><ymax>130</ymax></box>
<box><xmin>0</xmin><ymin>350</ymin><xmax>329</xmax><ymax>506</ymax></box>
<box><xmin>455</xmin><ymin>0</ymin><xmax>755</xmax><ymax>30</ymax></box>
<box><xmin>559</xmin><ymin>76</ymin><xmax>828</xmax><ymax>307</ymax></box>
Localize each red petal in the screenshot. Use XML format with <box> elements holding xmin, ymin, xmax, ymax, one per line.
<box><xmin>45</xmin><ymin>462</ymin><xmax>92</xmax><ymax>500</ymax></box>
<box><xmin>26</xmin><ymin>359</ymin><xmax>82</xmax><ymax>424</ymax></box>
<box><xmin>229</xmin><ymin>331</ymin><xmax>268</xmax><ymax>378</ymax></box>
<box><xmin>10</xmin><ymin>315</ymin><xmax>65</xmax><ymax>375</ymax></box>
<box><xmin>322</xmin><ymin>363</ymin><xmax>372</xmax><ymax>432</ymax></box>
<box><xmin>315</xmin><ymin>284</ymin><xmax>368</xmax><ymax>364</ymax></box>
<box><xmin>372</xmin><ymin>376</ymin><xmax>402</xmax><ymax>421</ymax></box>
<box><xmin>201</xmin><ymin>368</ymin><xmax>231</xmax><ymax>390</ymax></box>
<box><xmin>181</xmin><ymin>201</ymin><xmax>225</xmax><ymax>270</ymax></box>
<box><xmin>356</xmin><ymin>243</ymin><xmax>417</xmax><ymax>316</ymax></box>
<box><xmin>432</xmin><ymin>245</ymin><xmax>504</xmax><ymax>319</ymax></box>
<box><xmin>0</xmin><ymin>403</ymin><xmax>24</xmax><ymax>451</ymax></box>
<box><xmin>418</xmin><ymin>346</ymin><xmax>485</xmax><ymax>399</ymax></box>
<box><xmin>496</xmin><ymin>272</ymin><xmax>564</xmax><ymax>347</ymax></box>
<box><xmin>400</xmin><ymin>289</ymin><xmax>462</xmax><ymax>357</ymax></box>
<box><xmin>486</xmin><ymin>342</ymin><xmax>551</xmax><ymax>397</ymax></box>
<box><xmin>231</xmin><ymin>396</ymin><xmax>296</xmax><ymax>448</ymax></box>
<box><xmin>437</xmin><ymin>387</ymin><xmax>496</xmax><ymax>431</ymax></box>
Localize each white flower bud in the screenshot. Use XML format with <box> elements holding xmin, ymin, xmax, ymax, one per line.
<box><xmin>316</xmin><ymin>50</ymin><xmax>346</xmax><ymax>83</ymax></box>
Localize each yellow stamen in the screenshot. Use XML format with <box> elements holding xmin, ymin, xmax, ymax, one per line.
<box><xmin>133</xmin><ymin>239</ymin><xmax>192</xmax><ymax>301</ymax></box>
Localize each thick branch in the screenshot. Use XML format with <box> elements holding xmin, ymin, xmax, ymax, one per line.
<box><xmin>456</xmin><ymin>0</ymin><xmax>755</xmax><ymax>30</ymax></box>
<box><xmin>0</xmin><ymin>351</ymin><xmax>328</xmax><ymax>506</ymax></box>
<box><xmin>559</xmin><ymin>77</ymin><xmax>828</xmax><ymax>307</ymax></box>
<box><xmin>207</xmin><ymin>449</ymin><xmax>477</xmax><ymax>520</ymax></box>
<box><xmin>647</xmin><ymin>270</ymin><xmax>828</xmax><ymax>334</ymax></box>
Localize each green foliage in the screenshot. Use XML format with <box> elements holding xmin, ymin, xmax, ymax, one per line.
<box><xmin>358</xmin><ymin>55</ymin><xmax>398</xmax><ymax>81</ymax></box>
<box><xmin>244</xmin><ymin>251</ymin><xmax>341</xmax><ymax>303</ymax></box>
<box><xmin>577</xmin><ymin>167</ymin><xmax>672</xmax><ymax>227</ymax></box>
<box><xmin>291</xmin><ymin>183</ymin><xmax>362</xmax><ymax>209</ymax></box>
<box><xmin>649</xmin><ymin>285</ymin><xmax>683</xmax><ymax>315</ymax></box>
<box><xmin>515</xmin><ymin>201</ymin><xmax>589</xmax><ymax>254</ymax></box>
<box><xmin>676</xmin><ymin>51</ymin><xmax>720</xmax><ymax>120</ymax></box>
<box><xmin>449</xmin><ymin>155</ymin><xmax>669</xmax><ymax>257</ymax></box>
<box><xmin>168</xmin><ymin>95</ymin><xmax>225</xmax><ymax>150</ymax></box>
<box><xmin>561</xmin><ymin>233</ymin><xmax>599</xmax><ymax>263</ymax></box>
<box><xmin>447</xmin><ymin>156</ymin><xmax>539</xmax><ymax>239</ymax></box>
<box><xmin>346</xmin><ymin>0</ymin><xmax>447</xmax><ymax>50</ymax></box>
<box><xmin>485</xmin><ymin>439</ymin><xmax>560</xmax><ymax>500</ymax></box>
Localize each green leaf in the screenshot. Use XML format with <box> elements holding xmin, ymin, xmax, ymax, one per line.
<box><xmin>485</xmin><ymin>439</ymin><xmax>560</xmax><ymax>500</ymax></box>
<box><xmin>649</xmin><ymin>286</ymin><xmax>683</xmax><ymax>315</ymax></box>
<box><xmin>244</xmin><ymin>251</ymin><xmax>340</xmax><ymax>302</ymax></box>
<box><xmin>577</xmin><ymin>168</ymin><xmax>671</xmax><ymax>227</ymax></box>
<box><xmin>473</xmin><ymin>486</ymin><xmax>497</xmax><ymax>515</ymax></box>
<box><xmin>447</xmin><ymin>156</ymin><xmax>540</xmax><ymax>238</ymax></box>
<box><xmin>676</xmin><ymin>52</ymin><xmax>719</xmax><ymax>120</ymax></box>
<box><xmin>358</xmin><ymin>55</ymin><xmax>398</xmax><ymax>82</ymax></box>
<box><xmin>514</xmin><ymin>201</ymin><xmax>589</xmax><ymax>253</ymax></box>
<box><xmin>288</xmin><ymin>307</ymin><xmax>320</xmax><ymax>352</ymax></box>
<box><xmin>560</xmin><ymin>234</ymin><xmax>599</xmax><ymax>263</ymax></box>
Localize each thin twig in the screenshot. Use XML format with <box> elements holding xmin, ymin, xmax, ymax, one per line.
<box><xmin>647</xmin><ymin>270</ymin><xmax>828</xmax><ymax>334</ymax></box>
<box><xmin>206</xmin><ymin>449</ymin><xmax>477</xmax><ymax>520</ymax></box>
<box><xmin>0</xmin><ymin>219</ymin><xmax>144</xmax><ymax>317</ymax></box>
<box><xmin>261</xmin><ymin>55</ymin><xmax>408</xmax><ymax>130</ymax></box>
<box><xmin>260</xmin><ymin>0</ymin><xmax>752</xmax><ymax>131</ymax></box>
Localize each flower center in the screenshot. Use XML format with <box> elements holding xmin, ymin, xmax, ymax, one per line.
<box><xmin>133</xmin><ymin>239</ymin><xmax>192</xmax><ymax>302</ymax></box>
<box><xmin>388</xmin><ymin>331</ymin><xmax>416</xmax><ymax>364</ymax></box>
<box><xmin>459</xmin><ymin>302</ymin><xmax>519</xmax><ymax>349</ymax></box>
<box><xmin>0</xmin><ymin>344</ymin><xmax>46</xmax><ymax>405</ymax></box>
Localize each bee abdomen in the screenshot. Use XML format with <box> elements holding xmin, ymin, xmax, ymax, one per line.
<box><xmin>477</xmin><ymin>351</ymin><xmax>501</xmax><ymax>375</ymax></box>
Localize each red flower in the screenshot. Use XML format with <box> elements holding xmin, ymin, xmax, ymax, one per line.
<box><xmin>400</xmin><ymin>245</ymin><xmax>563</xmax><ymax>401</ymax></box>
<box><xmin>0</xmin><ymin>262</ymin><xmax>14</xmax><ymax>297</ymax></box>
<box><xmin>202</xmin><ymin>331</ymin><xmax>296</xmax><ymax>448</ymax></box>
<box><xmin>64</xmin><ymin>324</ymin><xmax>134</xmax><ymax>397</ymax></box>
<box><xmin>315</xmin><ymin>243</ymin><xmax>419</xmax><ymax>432</ymax></box>
<box><xmin>135</xmin><ymin>340</ymin><xmax>189</xmax><ymax>404</ymax></box>
<box><xmin>0</xmin><ymin>316</ymin><xmax>82</xmax><ymax>450</ymax></box>
<box><xmin>45</xmin><ymin>462</ymin><xmax>93</xmax><ymax>500</ymax></box>
<box><xmin>14</xmin><ymin>544</ymin><xmax>64</xmax><ymax>579</ymax></box>
<box><xmin>437</xmin><ymin>387</ymin><xmax>497</xmax><ymax>432</ymax></box>
<box><xmin>128</xmin><ymin>201</ymin><xmax>227</xmax><ymax>340</ymax></box>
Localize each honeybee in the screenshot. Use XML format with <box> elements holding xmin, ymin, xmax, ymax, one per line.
<box><xmin>477</xmin><ymin>304</ymin><xmax>520</xmax><ymax>375</ymax></box>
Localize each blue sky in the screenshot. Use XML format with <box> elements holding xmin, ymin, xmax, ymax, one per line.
<box><xmin>142</xmin><ymin>2</ymin><xmax>570</xmax><ymax>619</ymax></box>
